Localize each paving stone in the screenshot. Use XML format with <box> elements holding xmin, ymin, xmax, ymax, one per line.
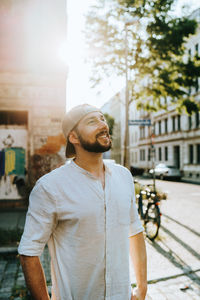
<box><xmin>0</xmin><ymin>295</ymin><xmax>10</xmax><ymax>300</ymax></box>
<box><xmin>1</xmin><ymin>277</ymin><xmax>15</xmax><ymax>289</ymax></box>
<box><xmin>0</xmin><ymin>263</ymin><xmax>6</xmax><ymax>283</ymax></box>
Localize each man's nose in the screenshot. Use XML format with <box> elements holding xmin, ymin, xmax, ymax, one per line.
<box><xmin>98</xmin><ymin>120</ymin><xmax>109</xmax><ymax>131</ymax></box>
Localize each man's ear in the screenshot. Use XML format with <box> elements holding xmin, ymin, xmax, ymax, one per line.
<box><xmin>68</xmin><ymin>130</ymin><xmax>79</xmax><ymax>145</ymax></box>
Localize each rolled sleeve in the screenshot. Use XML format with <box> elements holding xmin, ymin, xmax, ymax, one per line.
<box><xmin>18</xmin><ymin>179</ymin><xmax>57</xmax><ymax>256</ymax></box>
<box><xmin>129</xmin><ymin>177</ymin><xmax>143</xmax><ymax>237</ymax></box>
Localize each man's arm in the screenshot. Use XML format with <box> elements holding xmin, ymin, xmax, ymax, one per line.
<box><xmin>20</xmin><ymin>255</ymin><xmax>50</xmax><ymax>300</ymax></box>
<box><xmin>129</xmin><ymin>232</ymin><xmax>147</xmax><ymax>300</ymax></box>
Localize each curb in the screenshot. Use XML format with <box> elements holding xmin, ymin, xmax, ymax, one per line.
<box><xmin>181</xmin><ymin>178</ymin><xmax>200</xmax><ymax>185</ymax></box>
<box><xmin>0</xmin><ymin>246</ymin><xmax>18</xmax><ymax>254</ymax></box>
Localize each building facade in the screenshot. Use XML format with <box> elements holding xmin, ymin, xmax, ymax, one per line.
<box><xmin>137</xmin><ymin>8</ymin><xmax>200</xmax><ymax>182</ymax></box>
<box><xmin>101</xmin><ymin>91</ymin><xmax>124</xmax><ymax>164</ymax></box>
<box><xmin>102</xmin><ymin>8</ymin><xmax>200</xmax><ymax>182</ymax></box>
<box><xmin>0</xmin><ymin>0</ymin><xmax>67</xmax><ymax>201</ymax></box>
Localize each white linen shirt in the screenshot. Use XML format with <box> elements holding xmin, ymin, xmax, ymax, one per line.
<box><xmin>18</xmin><ymin>160</ymin><xmax>143</xmax><ymax>300</ymax></box>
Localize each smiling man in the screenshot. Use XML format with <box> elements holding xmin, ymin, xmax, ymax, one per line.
<box><xmin>18</xmin><ymin>104</ymin><xmax>147</xmax><ymax>300</ymax></box>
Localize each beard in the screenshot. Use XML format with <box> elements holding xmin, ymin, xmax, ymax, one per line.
<box><xmin>77</xmin><ymin>130</ymin><xmax>112</xmax><ymax>153</ymax></box>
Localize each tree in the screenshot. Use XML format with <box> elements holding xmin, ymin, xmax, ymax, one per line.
<box><xmin>85</xmin><ymin>0</ymin><xmax>200</xmax><ymax>115</ymax></box>
<box><xmin>104</xmin><ymin>113</ymin><xmax>115</xmax><ymax>136</ymax></box>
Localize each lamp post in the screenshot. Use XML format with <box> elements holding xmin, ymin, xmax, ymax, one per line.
<box><xmin>123</xmin><ymin>19</ymin><xmax>139</xmax><ymax>169</ymax></box>
<box><xmin>123</xmin><ymin>23</ymin><xmax>129</xmax><ymax>168</ymax></box>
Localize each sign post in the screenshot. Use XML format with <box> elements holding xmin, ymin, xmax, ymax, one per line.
<box><xmin>128</xmin><ymin>119</ymin><xmax>151</xmax><ymax>126</ymax></box>
<box><xmin>129</xmin><ymin>119</ymin><xmax>156</xmax><ymax>191</ymax></box>
<box><xmin>151</xmin><ymin>130</ymin><xmax>156</xmax><ymax>192</ymax></box>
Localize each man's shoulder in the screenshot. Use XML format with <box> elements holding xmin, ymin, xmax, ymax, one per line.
<box><xmin>36</xmin><ymin>161</ymin><xmax>70</xmax><ymax>187</ymax></box>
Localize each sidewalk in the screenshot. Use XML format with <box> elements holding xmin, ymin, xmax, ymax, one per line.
<box><xmin>0</xmin><ymin>247</ymin><xmax>51</xmax><ymax>300</ymax></box>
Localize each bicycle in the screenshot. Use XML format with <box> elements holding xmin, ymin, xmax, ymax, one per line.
<box><xmin>135</xmin><ymin>181</ymin><xmax>164</xmax><ymax>241</ymax></box>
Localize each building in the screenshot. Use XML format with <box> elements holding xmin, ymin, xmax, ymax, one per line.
<box><xmin>0</xmin><ymin>0</ymin><xmax>67</xmax><ymax>202</ymax></box>
<box><xmin>102</xmin><ymin>7</ymin><xmax>200</xmax><ymax>182</ymax></box>
<box><xmin>101</xmin><ymin>89</ymin><xmax>142</xmax><ymax>171</ymax></box>
<box><xmin>101</xmin><ymin>90</ymin><xmax>124</xmax><ymax>164</ymax></box>
<box><xmin>136</xmin><ymin>8</ymin><xmax>200</xmax><ymax>182</ymax></box>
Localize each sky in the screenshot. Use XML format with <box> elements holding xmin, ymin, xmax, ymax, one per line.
<box><xmin>65</xmin><ymin>0</ymin><xmax>200</xmax><ymax>111</ymax></box>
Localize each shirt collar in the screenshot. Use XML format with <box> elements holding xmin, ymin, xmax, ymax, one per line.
<box><xmin>69</xmin><ymin>159</ymin><xmax>112</xmax><ymax>178</ymax></box>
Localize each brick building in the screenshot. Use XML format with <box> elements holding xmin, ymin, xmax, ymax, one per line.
<box><xmin>0</xmin><ymin>0</ymin><xmax>67</xmax><ymax>201</ymax></box>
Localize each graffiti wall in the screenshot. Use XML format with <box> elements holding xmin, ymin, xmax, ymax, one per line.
<box><xmin>0</xmin><ymin>128</ymin><xmax>27</xmax><ymax>199</ymax></box>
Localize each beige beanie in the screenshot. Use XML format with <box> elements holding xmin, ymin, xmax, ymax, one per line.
<box><xmin>62</xmin><ymin>104</ymin><xmax>101</xmax><ymax>157</ymax></box>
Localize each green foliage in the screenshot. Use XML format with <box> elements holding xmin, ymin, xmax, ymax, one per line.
<box><xmin>104</xmin><ymin>113</ymin><xmax>115</xmax><ymax>135</ymax></box>
<box><xmin>11</xmin><ymin>285</ymin><xmax>31</xmax><ymax>300</ymax></box>
<box><xmin>85</xmin><ymin>0</ymin><xmax>200</xmax><ymax>114</ymax></box>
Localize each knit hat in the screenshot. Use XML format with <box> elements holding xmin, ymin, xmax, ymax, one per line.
<box><xmin>62</xmin><ymin>104</ymin><xmax>101</xmax><ymax>158</ymax></box>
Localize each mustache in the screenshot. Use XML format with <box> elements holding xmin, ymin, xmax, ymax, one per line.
<box><xmin>96</xmin><ymin>130</ymin><xmax>110</xmax><ymax>138</ymax></box>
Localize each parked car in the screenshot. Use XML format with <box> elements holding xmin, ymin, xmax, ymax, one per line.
<box><xmin>149</xmin><ymin>163</ymin><xmax>181</xmax><ymax>180</ymax></box>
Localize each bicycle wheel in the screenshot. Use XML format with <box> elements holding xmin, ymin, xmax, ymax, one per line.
<box><xmin>144</xmin><ymin>203</ymin><xmax>160</xmax><ymax>241</ymax></box>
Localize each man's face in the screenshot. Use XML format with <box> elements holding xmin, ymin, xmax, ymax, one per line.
<box><xmin>74</xmin><ymin>111</ymin><xmax>112</xmax><ymax>153</ymax></box>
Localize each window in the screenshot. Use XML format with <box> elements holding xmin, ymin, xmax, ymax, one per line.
<box><xmin>195</xmin><ymin>112</ymin><xmax>199</xmax><ymax>128</ymax></box>
<box><xmin>165</xmin><ymin>147</ymin><xmax>168</xmax><ymax>161</ymax></box>
<box><xmin>164</xmin><ymin>118</ymin><xmax>168</xmax><ymax>134</ymax></box>
<box><xmin>158</xmin><ymin>120</ymin><xmax>161</xmax><ymax>135</ymax></box>
<box><xmin>0</xmin><ymin>111</ymin><xmax>28</xmax><ymax>125</ymax></box>
<box><xmin>131</xmin><ymin>152</ymin><xmax>134</xmax><ymax>164</ymax></box>
<box><xmin>172</xmin><ymin>116</ymin><xmax>176</xmax><ymax>132</ymax></box>
<box><xmin>188</xmin><ymin>116</ymin><xmax>192</xmax><ymax>130</ymax></box>
<box><xmin>188</xmin><ymin>48</ymin><xmax>191</xmax><ymax>57</ymax></box>
<box><xmin>131</xmin><ymin>133</ymin><xmax>134</xmax><ymax>144</ymax></box>
<box><xmin>148</xmin><ymin>148</ymin><xmax>151</xmax><ymax>161</ymax></box>
<box><xmin>135</xmin><ymin>132</ymin><xmax>138</xmax><ymax>142</ymax></box>
<box><xmin>140</xmin><ymin>127</ymin><xmax>145</xmax><ymax>139</ymax></box>
<box><xmin>135</xmin><ymin>152</ymin><xmax>138</xmax><ymax>163</ymax></box>
<box><xmin>140</xmin><ymin>149</ymin><xmax>145</xmax><ymax>161</ymax></box>
<box><xmin>143</xmin><ymin>149</ymin><xmax>146</xmax><ymax>161</ymax></box>
<box><xmin>189</xmin><ymin>145</ymin><xmax>193</xmax><ymax>164</ymax></box>
<box><xmin>197</xmin><ymin>144</ymin><xmax>200</xmax><ymax>164</ymax></box>
<box><xmin>177</xmin><ymin>115</ymin><xmax>181</xmax><ymax>131</ymax></box>
<box><xmin>159</xmin><ymin>147</ymin><xmax>162</xmax><ymax>161</ymax></box>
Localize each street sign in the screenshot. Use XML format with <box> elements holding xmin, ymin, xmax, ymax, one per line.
<box><xmin>128</xmin><ymin>119</ymin><xmax>151</xmax><ymax>126</ymax></box>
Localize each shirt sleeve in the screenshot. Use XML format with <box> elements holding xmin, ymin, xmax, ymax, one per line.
<box><xmin>18</xmin><ymin>179</ymin><xmax>57</xmax><ymax>256</ymax></box>
<box><xmin>129</xmin><ymin>175</ymin><xmax>144</xmax><ymax>237</ymax></box>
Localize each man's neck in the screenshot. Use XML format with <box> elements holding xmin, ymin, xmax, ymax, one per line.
<box><xmin>74</xmin><ymin>153</ymin><xmax>105</xmax><ymax>179</ymax></box>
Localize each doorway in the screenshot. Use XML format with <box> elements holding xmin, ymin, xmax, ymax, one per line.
<box><xmin>174</xmin><ymin>145</ymin><xmax>180</xmax><ymax>168</ymax></box>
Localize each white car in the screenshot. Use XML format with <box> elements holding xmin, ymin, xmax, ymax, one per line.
<box><xmin>149</xmin><ymin>163</ymin><xmax>181</xmax><ymax>180</ymax></box>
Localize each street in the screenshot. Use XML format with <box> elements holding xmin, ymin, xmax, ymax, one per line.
<box><xmin>0</xmin><ymin>179</ymin><xmax>200</xmax><ymax>299</ymax></box>
<box><xmin>130</xmin><ymin>178</ymin><xmax>200</xmax><ymax>299</ymax></box>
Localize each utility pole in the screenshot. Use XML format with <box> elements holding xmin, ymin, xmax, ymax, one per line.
<box><xmin>123</xmin><ymin>19</ymin><xmax>139</xmax><ymax>169</ymax></box>
<box><xmin>123</xmin><ymin>23</ymin><xmax>130</xmax><ymax>169</ymax></box>
<box><xmin>151</xmin><ymin>122</ymin><xmax>156</xmax><ymax>192</ymax></box>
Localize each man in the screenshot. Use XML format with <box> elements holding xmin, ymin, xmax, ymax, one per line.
<box><xmin>19</xmin><ymin>104</ymin><xmax>147</xmax><ymax>300</ymax></box>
